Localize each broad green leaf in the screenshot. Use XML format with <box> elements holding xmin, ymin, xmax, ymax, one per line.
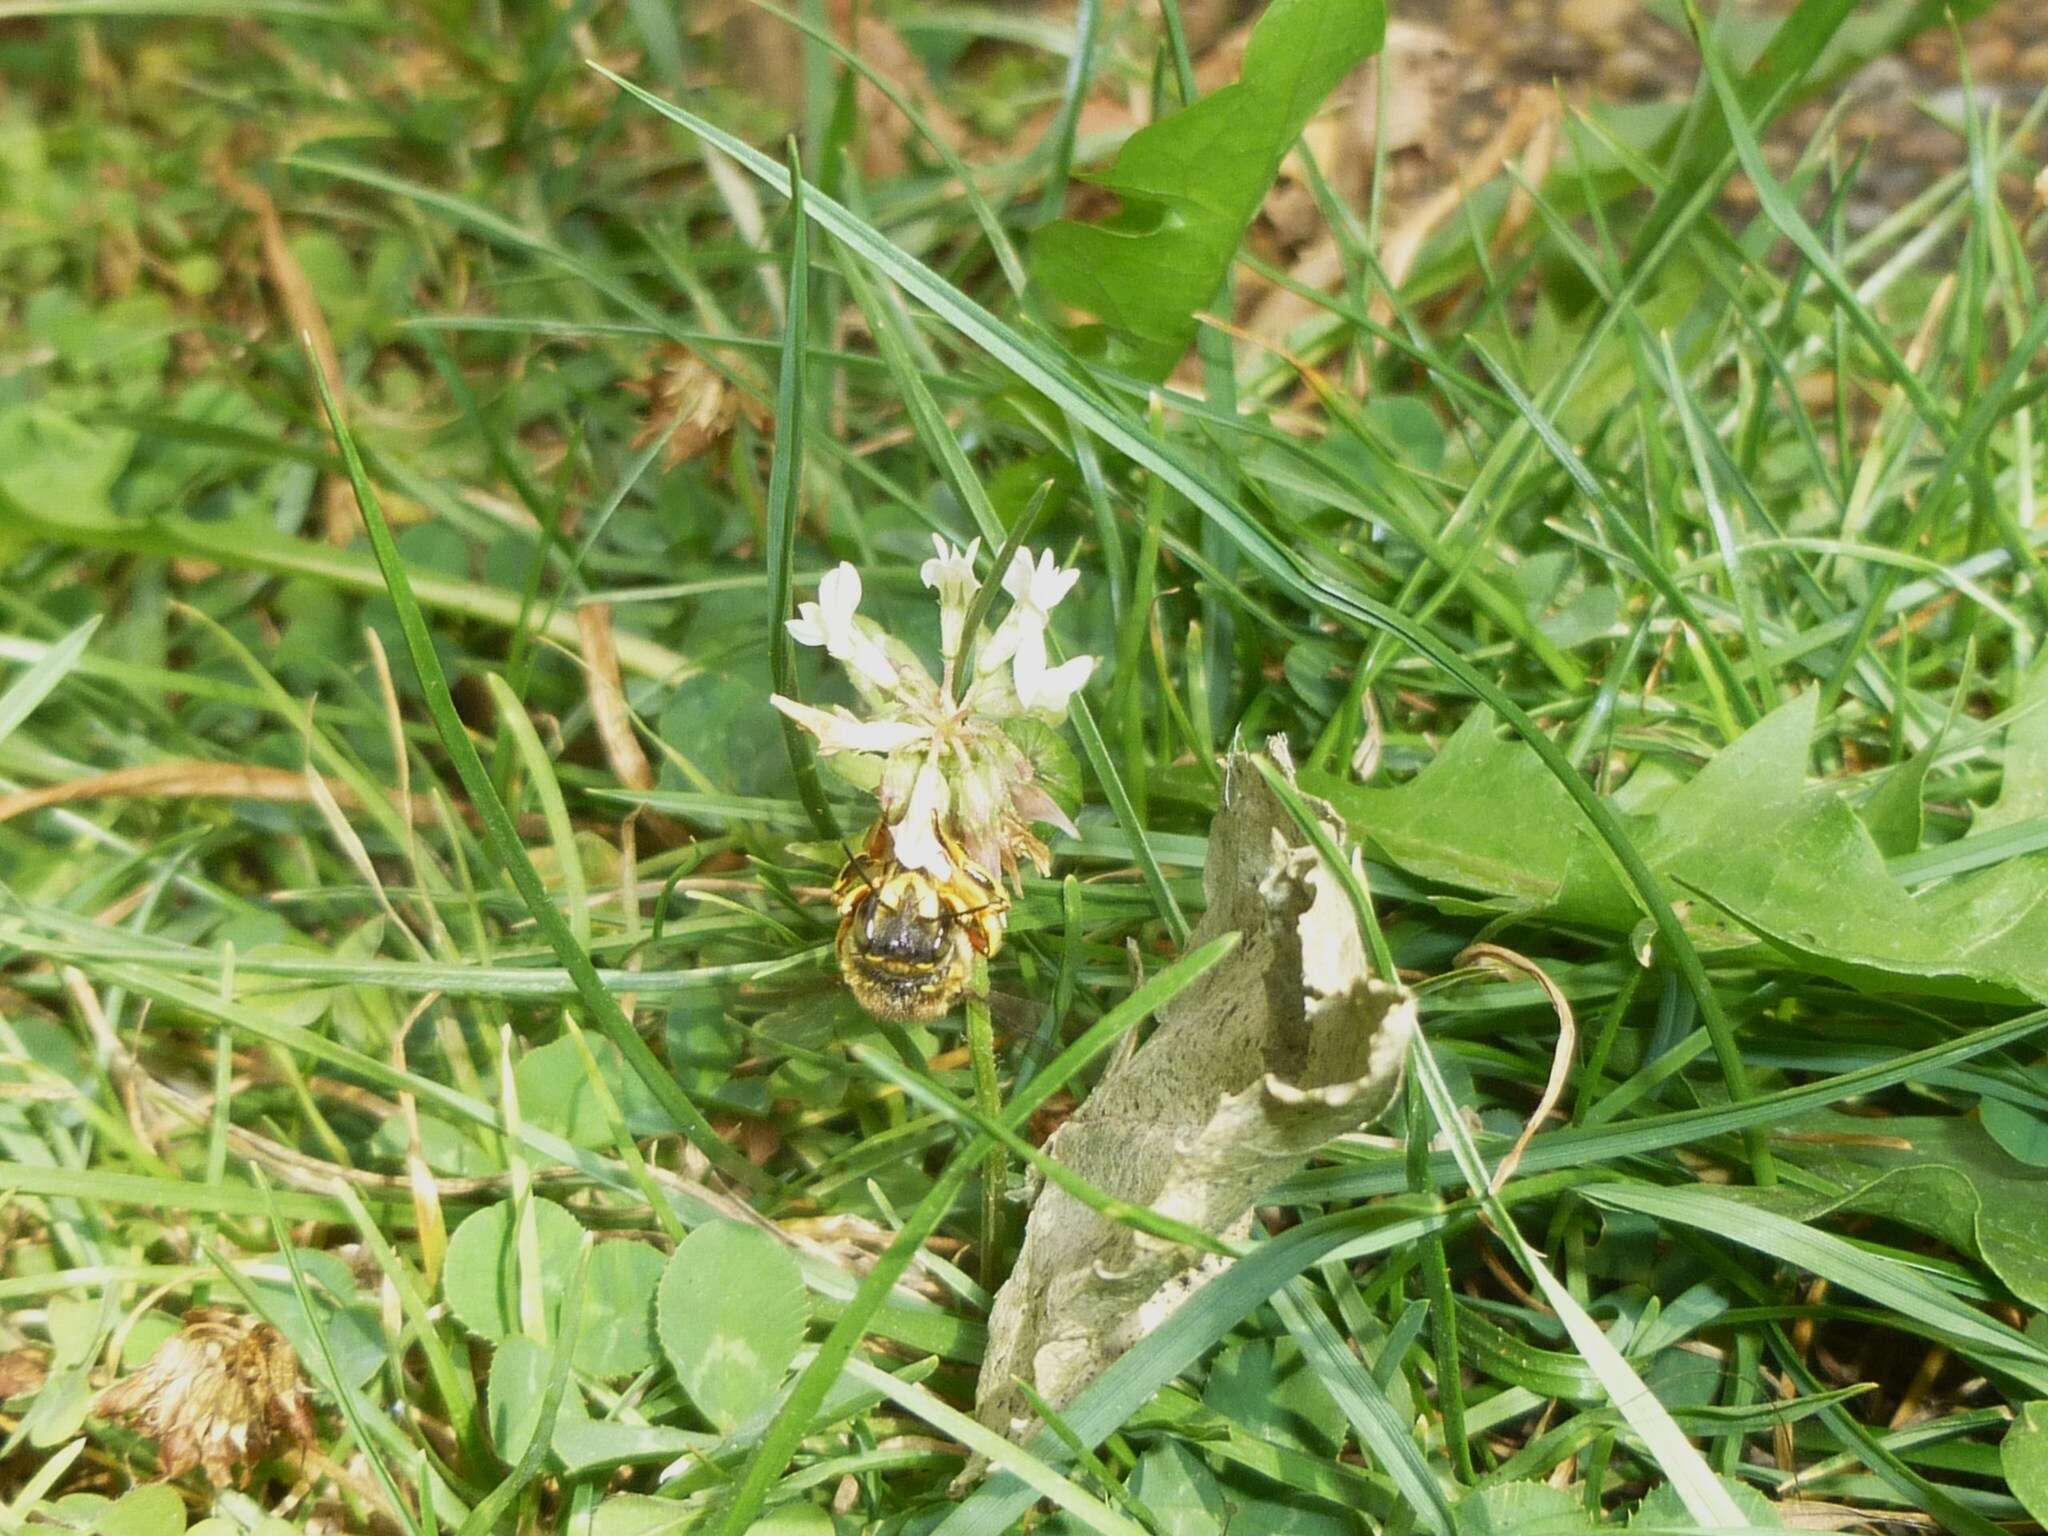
<box><xmin>1317</xmin><ymin>692</ymin><xmax>2048</xmax><ymax>1004</ymax></box>
<box><xmin>1455</xmin><ymin>1481</ymin><xmax>1595</xmax><ymax>1536</ymax></box>
<box><xmin>1629</xmin><ymin>1477</ymin><xmax>1780</xmax><ymax>1528</ymax></box>
<box><xmin>1032</xmin><ymin>0</ymin><xmax>1385</xmax><ymax>378</ymax></box>
<box><xmin>1986</xmin><ymin>655</ymin><xmax>2048</xmax><ymax>830</ymax></box>
<box><xmin>249</xmin><ymin>1248</ymin><xmax>385</xmax><ymax>1391</ymax></box>
<box><xmin>575</xmin><ymin>1239</ymin><xmax>666</xmax><ymax>1378</ymax></box>
<box><xmin>0</xmin><ymin>405</ymin><xmax>134</xmax><ymax>530</ymax></box>
<box><xmin>93</xmin><ymin>1484</ymin><xmax>186</xmax><ymax>1536</ymax></box>
<box><xmin>444</xmin><ymin>1197</ymin><xmax>585</xmax><ymax>1342</ymax></box>
<box><xmin>656</xmin><ymin>1221</ymin><xmax>807</xmax><ymax>1431</ymax></box>
<box><xmin>1981</xmin><ymin>1093</ymin><xmax>2048</xmax><ymax>1169</ymax></box>
<box><xmin>2003</xmin><ymin>1401</ymin><xmax>2048</xmax><ymax>1525</ymax></box>
<box><xmin>487</xmin><ymin>1335</ymin><xmax>589</xmax><ymax>1464</ymax></box>
<box><xmin>551</xmin><ymin>1418</ymin><xmax>710</xmax><ymax>1478</ymax></box>
<box><xmin>1202</xmin><ymin>1338</ymin><xmax>1346</xmax><ymax>1458</ymax></box>
<box><xmin>515</xmin><ymin>1034</ymin><xmax>674</xmax><ymax>1147</ymax></box>
<box><xmin>590</xmin><ymin>1498</ymin><xmax>689</xmax><ymax>1536</ymax></box>
<box><xmin>1127</xmin><ymin>1441</ymin><xmax>1224</xmax><ymax>1536</ymax></box>
<box><xmin>1753</xmin><ymin>1112</ymin><xmax>2048</xmax><ymax>1308</ymax></box>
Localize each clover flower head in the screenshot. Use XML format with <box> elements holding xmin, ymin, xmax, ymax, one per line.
<box><xmin>95</xmin><ymin>1308</ymin><xmax>316</xmax><ymax>1487</ymax></box>
<box><xmin>773</xmin><ymin>544</ymin><xmax>1095</xmax><ymax>881</ymax></box>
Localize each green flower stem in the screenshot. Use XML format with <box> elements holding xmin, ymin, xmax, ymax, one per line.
<box><xmin>966</xmin><ymin>953</ymin><xmax>1006</xmax><ymax>1291</ymax></box>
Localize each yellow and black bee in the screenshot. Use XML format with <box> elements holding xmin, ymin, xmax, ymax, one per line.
<box><xmin>834</xmin><ymin>821</ymin><xmax>1008</xmax><ymax>1022</ymax></box>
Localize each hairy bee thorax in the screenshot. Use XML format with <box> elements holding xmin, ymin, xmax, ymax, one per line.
<box><xmin>834</xmin><ymin>820</ymin><xmax>1008</xmax><ymax>1022</ymax></box>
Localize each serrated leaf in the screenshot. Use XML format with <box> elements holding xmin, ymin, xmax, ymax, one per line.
<box><xmin>656</xmin><ymin>1221</ymin><xmax>807</xmax><ymax>1431</ymax></box>
<box><xmin>1455</xmin><ymin>1481</ymin><xmax>1596</xmax><ymax>1536</ymax></box>
<box><xmin>1032</xmin><ymin>0</ymin><xmax>1385</xmax><ymax>378</ymax></box>
<box><xmin>575</xmin><ymin>1239</ymin><xmax>666</xmax><ymax>1378</ymax></box>
<box><xmin>487</xmin><ymin>1336</ymin><xmax>588</xmax><ymax>1464</ymax></box>
<box><xmin>1753</xmin><ymin>1111</ymin><xmax>2048</xmax><ymax>1308</ymax></box>
<box><xmin>1317</xmin><ymin>691</ymin><xmax>2048</xmax><ymax>1004</ymax></box>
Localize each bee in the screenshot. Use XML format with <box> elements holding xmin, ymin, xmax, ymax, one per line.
<box><xmin>834</xmin><ymin>821</ymin><xmax>1008</xmax><ymax>1022</ymax></box>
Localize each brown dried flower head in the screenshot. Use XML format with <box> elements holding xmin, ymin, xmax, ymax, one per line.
<box><xmin>96</xmin><ymin>1308</ymin><xmax>316</xmax><ymax>1485</ymax></box>
<box><xmin>624</xmin><ymin>345</ymin><xmax>760</xmax><ymax>469</ymax></box>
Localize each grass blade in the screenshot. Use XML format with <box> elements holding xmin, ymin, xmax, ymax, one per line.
<box><xmin>307</xmin><ymin>348</ymin><xmax>767</xmax><ymax>1191</ymax></box>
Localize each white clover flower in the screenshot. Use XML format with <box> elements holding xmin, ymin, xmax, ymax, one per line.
<box><xmin>976</xmin><ymin>549</ymin><xmax>1079</xmax><ymax>671</ymax></box>
<box><xmin>920</xmin><ymin>536</ymin><xmax>981</xmax><ymax>663</ymax></box>
<box><xmin>778</xmin><ymin>545</ymin><xmax>1094</xmax><ymax>886</ymax></box>
<box><xmin>786</xmin><ymin>563</ymin><xmax>900</xmax><ymax>695</ymax></box>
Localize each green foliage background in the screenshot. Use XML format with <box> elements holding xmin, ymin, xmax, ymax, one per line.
<box><xmin>1</xmin><ymin>0</ymin><xmax>2046</xmax><ymax>1532</ymax></box>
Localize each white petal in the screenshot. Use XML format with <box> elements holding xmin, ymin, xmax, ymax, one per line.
<box><xmin>1029</xmin><ymin>551</ymin><xmax>1080</xmax><ymax>612</ymax></box>
<box><xmin>922</xmin><ymin>537</ymin><xmax>982</xmax><ymax>662</ymax></box>
<box><xmin>817</xmin><ymin>563</ymin><xmax>863</xmax><ymax>629</ymax></box>
<box><xmin>1001</xmin><ymin>546</ymin><xmax>1036</xmax><ymax>603</ymax></box>
<box><xmin>844</xmin><ymin>628</ymin><xmax>903</xmax><ymax>692</ymax></box>
<box><xmin>976</xmin><ymin>611</ymin><xmax>1022</xmax><ymax>673</ymax></box>
<box><xmin>770</xmin><ymin>696</ymin><xmax>926</xmax><ymax>755</ymax></box>
<box><xmin>1018</xmin><ymin>653</ymin><xmax>1095</xmax><ymax>714</ymax></box>
<box><xmin>786</xmin><ymin>604</ymin><xmax>829</xmax><ymax>648</ymax></box>
<box><xmin>1009</xmin><ymin>619</ymin><xmax>1049</xmax><ymax>708</ymax></box>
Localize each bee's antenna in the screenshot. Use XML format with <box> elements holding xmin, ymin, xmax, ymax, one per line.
<box><xmin>840</xmin><ymin>840</ymin><xmax>879</xmax><ymax>893</ymax></box>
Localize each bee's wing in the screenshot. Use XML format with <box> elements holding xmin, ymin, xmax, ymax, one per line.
<box><xmin>989</xmin><ymin>992</ymin><xmax>1064</xmax><ymax>1079</ymax></box>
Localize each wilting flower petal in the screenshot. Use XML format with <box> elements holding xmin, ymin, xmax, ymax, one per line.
<box><xmin>771</xmin><ymin>696</ymin><xmax>928</xmax><ymax>756</ymax></box>
<box><xmin>1011</xmin><ymin>781</ymin><xmax>1079</xmax><ymax>839</ymax></box>
<box><xmin>920</xmin><ymin>536</ymin><xmax>982</xmax><ymax>661</ymax></box>
<box><xmin>890</xmin><ymin>757</ymin><xmax>954</xmax><ymax>877</ymax></box>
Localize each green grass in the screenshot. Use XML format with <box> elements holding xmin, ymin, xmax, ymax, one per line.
<box><xmin>3</xmin><ymin>1</ymin><xmax>2048</xmax><ymax>1532</ymax></box>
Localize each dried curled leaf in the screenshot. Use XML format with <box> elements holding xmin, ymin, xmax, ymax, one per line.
<box><xmin>96</xmin><ymin>1308</ymin><xmax>315</xmax><ymax>1485</ymax></box>
<box><xmin>974</xmin><ymin>741</ymin><xmax>1415</xmax><ymax>1443</ymax></box>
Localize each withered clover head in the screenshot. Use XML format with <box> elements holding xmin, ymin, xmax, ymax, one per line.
<box><xmin>96</xmin><ymin>1307</ymin><xmax>315</xmax><ymax>1486</ymax></box>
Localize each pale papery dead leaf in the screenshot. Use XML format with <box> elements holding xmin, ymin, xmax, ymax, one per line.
<box><xmin>1776</xmin><ymin>1499</ymin><xmax>1937</xmax><ymax>1532</ymax></box>
<box><xmin>972</xmin><ymin>740</ymin><xmax>1414</xmax><ymax>1451</ymax></box>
